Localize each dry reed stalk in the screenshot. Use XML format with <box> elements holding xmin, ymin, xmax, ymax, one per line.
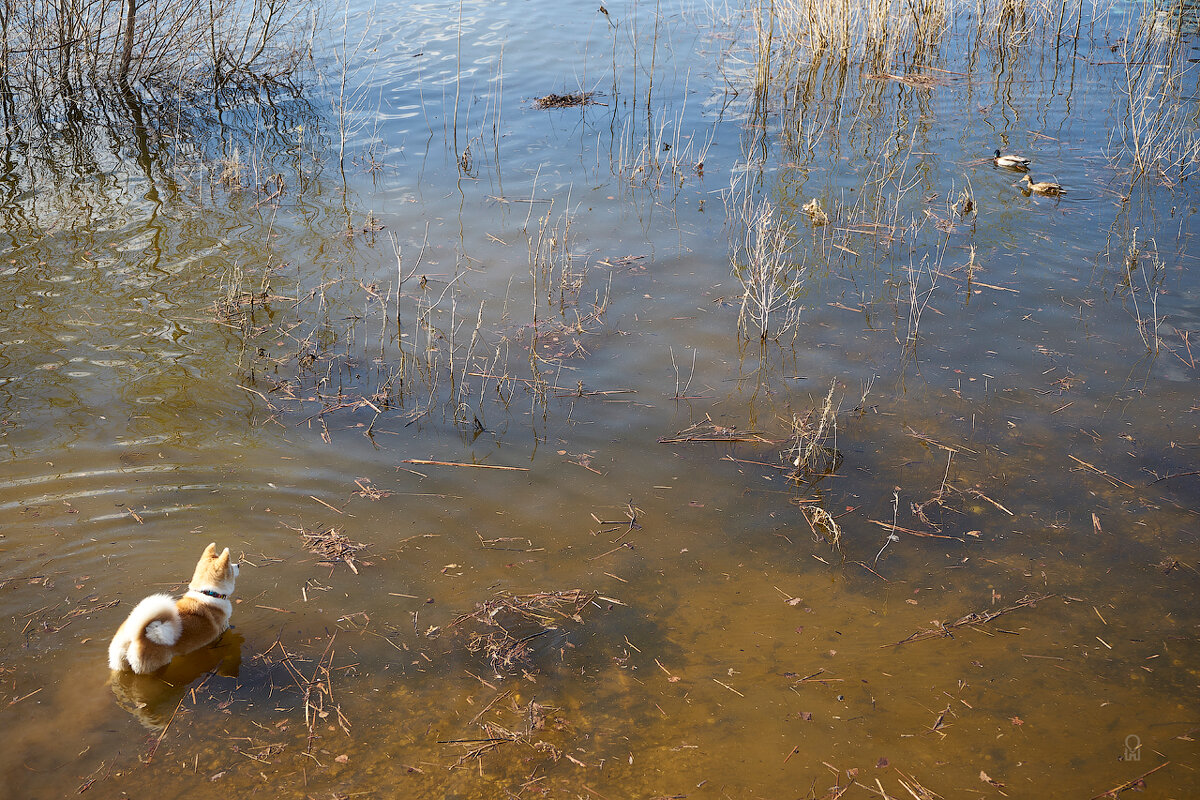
<box><xmin>1120</xmin><ymin>228</ymin><xmax>1165</xmax><ymax>353</ymax></box>
<box><xmin>772</xmin><ymin>0</ymin><xmax>947</xmax><ymax>64</ymax></box>
<box><xmin>1109</xmin><ymin>9</ymin><xmax>1200</xmax><ymax>183</ymax></box>
<box><xmin>301</xmin><ymin>635</ymin><xmax>350</xmax><ymax>748</ymax></box>
<box><xmin>670</xmin><ymin>346</ymin><xmax>699</xmax><ymax>399</ymax></box>
<box><xmin>902</xmin><ymin>248</ymin><xmax>943</xmax><ymax>346</ymax></box>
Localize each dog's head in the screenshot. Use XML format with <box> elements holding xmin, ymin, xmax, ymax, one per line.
<box><xmin>190</xmin><ymin>543</ymin><xmax>239</xmax><ymax>596</ymax></box>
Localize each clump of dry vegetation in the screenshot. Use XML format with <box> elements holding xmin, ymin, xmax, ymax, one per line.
<box><xmin>802</xmin><ymin>197</ymin><xmax>830</xmax><ymax>225</ymax></box>
<box><xmin>784</xmin><ymin>380</ymin><xmax>842</xmax><ymax>480</ymax></box>
<box><xmin>802</xmin><ymin>505</ymin><xmax>845</xmax><ymax>555</ymax></box>
<box><xmin>534</xmin><ymin>92</ymin><xmax>596</xmax><ymax>109</ymax></box>
<box><xmin>728</xmin><ymin>182</ymin><xmax>806</xmax><ymax>341</ymax></box>
<box><xmin>291</xmin><ymin>525</ymin><xmax>371</xmax><ymax>574</ymax></box>
<box><xmin>786</xmin><ymin>381</ymin><xmax>851</xmax><ymax>554</ymax></box>
<box><xmin>1118</xmin><ymin>228</ymin><xmax>1166</xmax><ymax>353</ymax></box>
<box><xmin>214</xmin><ymin>262</ymin><xmax>278</xmax><ymax>326</ymax></box>
<box><xmin>442</xmin><ymin>695</ymin><xmax>577</xmax><ymax>770</ymax></box>
<box><xmin>218</xmin><ymin>149</ymin><xmax>247</xmax><ymax>190</ymax></box>
<box><xmin>434</xmin><ymin>589</ymin><xmax>604</xmax><ymax>673</ymax></box>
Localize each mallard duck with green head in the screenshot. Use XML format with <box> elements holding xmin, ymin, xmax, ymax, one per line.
<box><xmin>994</xmin><ymin>149</ymin><xmax>1032</xmax><ymax>169</ymax></box>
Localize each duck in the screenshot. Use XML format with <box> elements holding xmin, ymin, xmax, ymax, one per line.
<box><xmin>994</xmin><ymin>149</ymin><xmax>1031</xmax><ymax>169</ymax></box>
<box><xmin>1020</xmin><ymin>174</ymin><xmax>1064</xmax><ymax>195</ymax></box>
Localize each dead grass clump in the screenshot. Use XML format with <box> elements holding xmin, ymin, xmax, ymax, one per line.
<box><xmin>784</xmin><ymin>380</ymin><xmax>842</xmax><ymax>480</ymax></box>
<box><xmin>956</xmin><ymin>187</ymin><xmax>974</xmax><ymax>217</ymax></box>
<box><xmin>1109</xmin><ymin>13</ymin><xmax>1200</xmax><ymax>184</ymax></box>
<box><xmin>438</xmin><ymin>589</ymin><xmax>601</xmax><ymax>673</ymax></box>
<box><xmin>730</xmin><ymin>189</ymin><xmax>805</xmax><ymax>341</ymax></box>
<box><xmin>443</xmin><ymin>696</ymin><xmax>575</xmax><ymax>768</ymax></box>
<box><xmin>534</xmin><ymin>92</ymin><xmax>595</xmax><ymax>109</ymax></box>
<box><xmin>218</xmin><ymin>148</ymin><xmax>245</xmax><ymax>190</ymax></box>
<box><xmin>802</xmin><ymin>197</ymin><xmax>830</xmax><ymax>225</ymax></box>
<box><xmin>802</xmin><ymin>505</ymin><xmax>844</xmax><ymax>555</ymax></box>
<box><xmin>215</xmin><ymin>262</ymin><xmax>248</xmax><ymax>322</ymax></box>
<box><xmin>1120</xmin><ymin>228</ymin><xmax>1165</xmax><ymax>353</ymax></box>
<box><xmin>299</xmin><ymin>526</ymin><xmax>370</xmax><ymax>574</ymax></box>
<box><xmin>213</xmin><ymin>262</ymin><xmax>275</xmax><ymax>327</ymax></box>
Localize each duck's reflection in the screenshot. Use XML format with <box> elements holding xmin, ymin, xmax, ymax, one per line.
<box><xmin>108</xmin><ymin>630</ymin><xmax>243</xmax><ymax>730</ymax></box>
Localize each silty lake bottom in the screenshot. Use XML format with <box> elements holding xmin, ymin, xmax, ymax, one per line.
<box><xmin>1</xmin><ymin>0</ymin><xmax>1199</xmax><ymax>797</ymax></box>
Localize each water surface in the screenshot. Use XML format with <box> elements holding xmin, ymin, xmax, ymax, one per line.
<box><xmin>2</xmin><ymin>1</ymin><xmax>1199</xmax><ymax>797</ymax></box>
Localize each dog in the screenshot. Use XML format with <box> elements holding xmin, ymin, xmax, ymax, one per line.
<box><xmin>108</xmin><ymin>543</ymin><xmax>239</xmax><ymax>674</ymax></box>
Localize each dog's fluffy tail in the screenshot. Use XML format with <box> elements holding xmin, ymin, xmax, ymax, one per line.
<box><xmin>108</xmin><ymin>594</ymin><xmax>181</xmax><ymax>670</ymax></box>
<box><xmin>133</xmin><ymin>594</ymin><xmax>182</xmax><ymax>645</ymax></box>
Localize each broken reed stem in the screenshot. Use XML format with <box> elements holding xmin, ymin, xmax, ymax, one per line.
<box><xmin>403</xmin><ymin>459</ymin><xmax>529</xmax><ymax>471</ymax></box>
<box><xmin>888</xmin><ymin>593</ymin><xmax>1056</xmax><ymax>646</ymax></box>
<box><xmin>1089</xmin><ymin>761</ymin><xmax>1171</xmax><ymax>800</ymax></box>
<box><xmin>456</xmin><ymin>300</ymin><xmax>486</xmax><ymax>414</ymax></box>
<box><xmin>144</xmin><ymin>694</ymin><xmax>187</xmax><ymax>763</ymax></box>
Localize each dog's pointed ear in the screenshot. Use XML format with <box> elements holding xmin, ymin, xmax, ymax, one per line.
<box><xmin>215</xmin><ymin>547</ymin><xmax>231</xmax><ymax>567</ymax></box>
<box><xmin>203</xmin><ymin>542</ymin><xmax>218</xmax><ymax>559</ymax></box>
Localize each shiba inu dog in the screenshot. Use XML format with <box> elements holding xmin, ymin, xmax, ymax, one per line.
<box><xmin>108</xmin><ymin>543</ymin><xmax>239</xmax><ymax>674</ymax></box>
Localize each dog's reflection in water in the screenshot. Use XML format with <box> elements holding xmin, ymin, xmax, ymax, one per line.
<box><xmin>108</xmin><ymin>630</ymin><xmax>244</xmax><ymax>730</ymax></box>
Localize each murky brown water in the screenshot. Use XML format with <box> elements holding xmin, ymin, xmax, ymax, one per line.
<box><xmin>3</xmin><ymin>0</ymin><xmax>1200</xmax><ymax>797</ymax></box>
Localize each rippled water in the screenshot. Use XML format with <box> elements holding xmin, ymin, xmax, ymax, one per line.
<box><xmin>2</xmin><ymin>0</ymin><xmax>1199</xmax><ymax>797</ymax></box>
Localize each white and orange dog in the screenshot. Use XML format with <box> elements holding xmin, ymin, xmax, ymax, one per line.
<box><xmin>108</xmin><ymin>543</ymin><xmax>239</xmax><ymax>674</ymax></box>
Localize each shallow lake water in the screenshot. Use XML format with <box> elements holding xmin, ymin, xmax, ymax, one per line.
<box><xmin>2</xmin><ymin>0</ymin><xmax>1199</xmax><ymax>797</ymax></box>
